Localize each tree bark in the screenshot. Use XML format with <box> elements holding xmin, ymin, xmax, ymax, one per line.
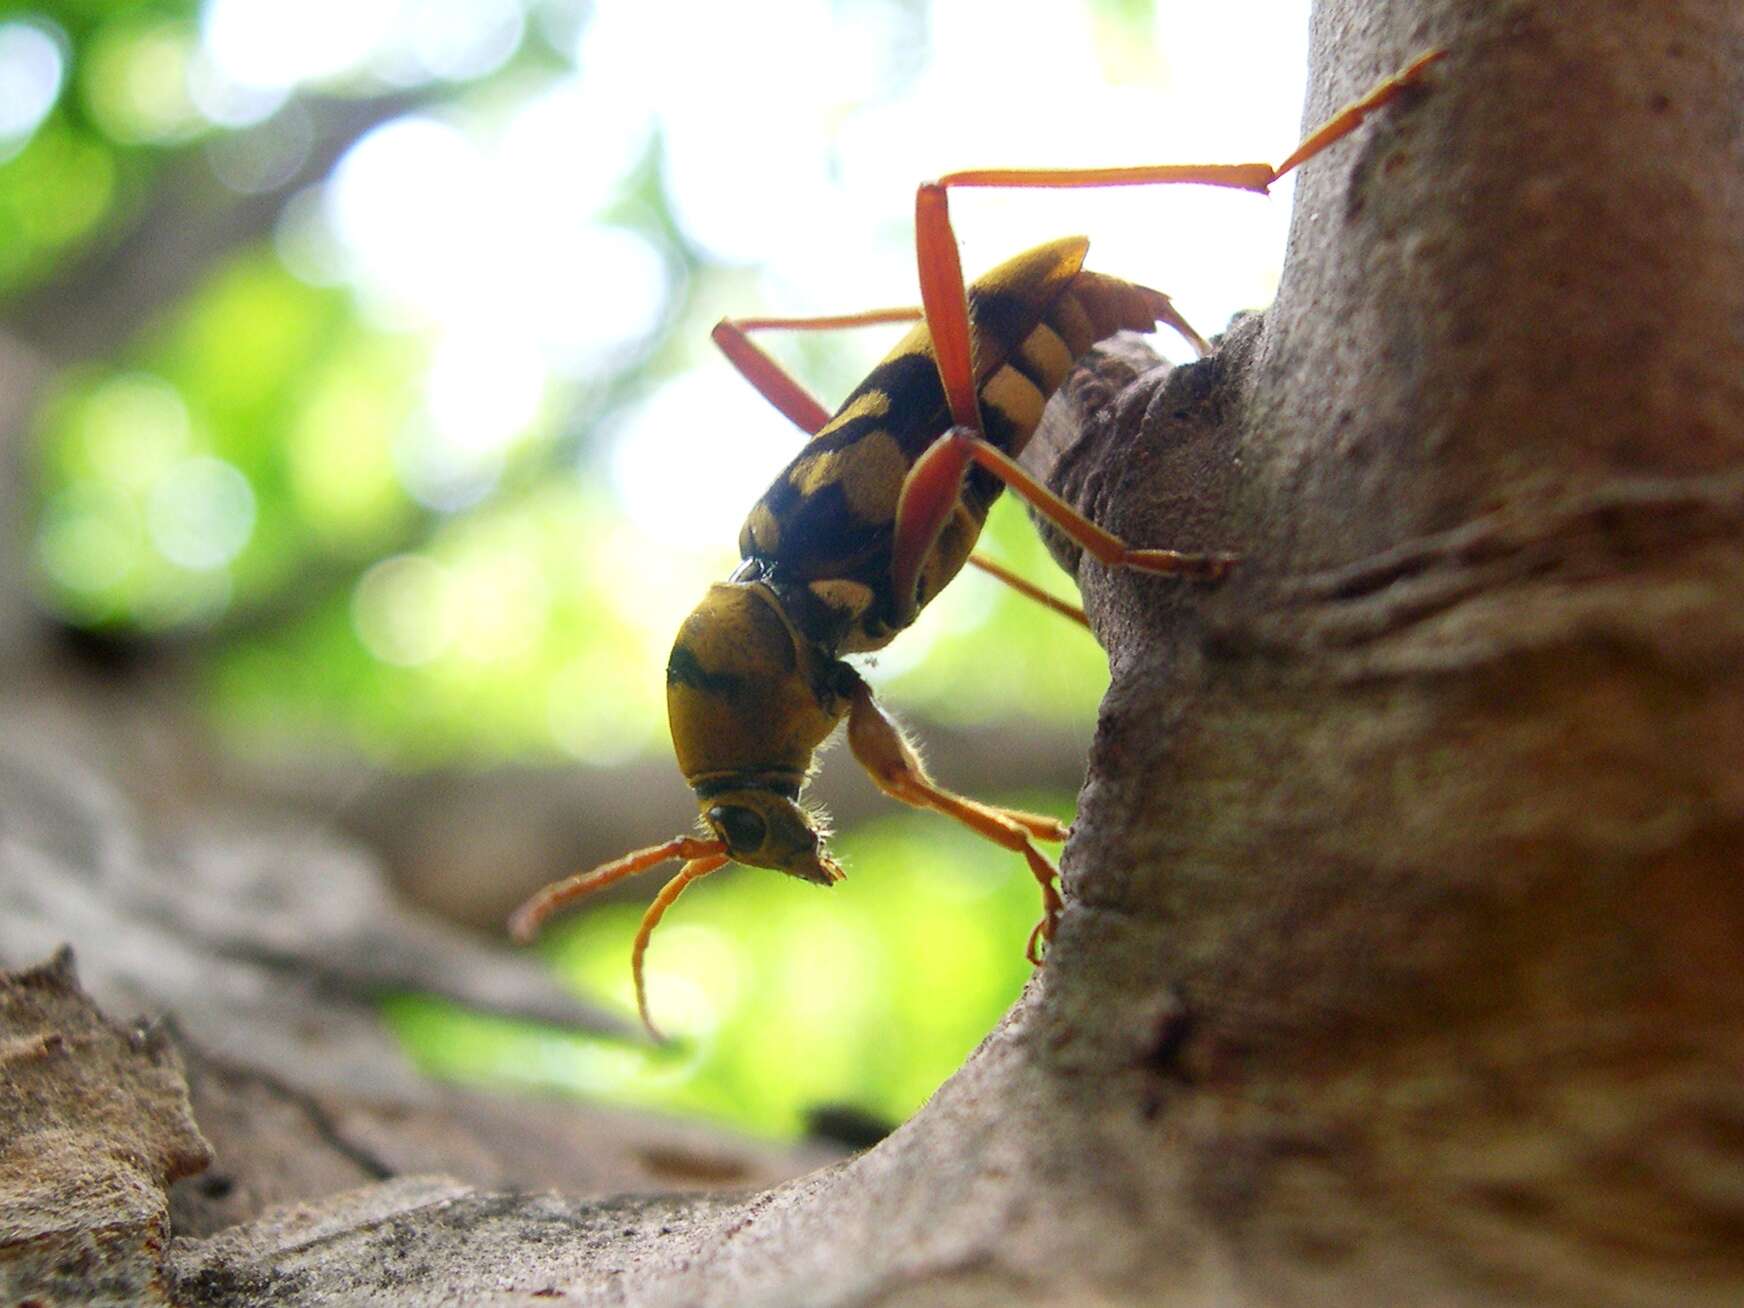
<box><xmin>10</xmin><ymin>0</ymin><xmax>1744</xmax><ymax>1303</ymax></box>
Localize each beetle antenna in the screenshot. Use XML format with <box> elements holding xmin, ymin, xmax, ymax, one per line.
<box><xmin>631</xmin><ymin>853</ymin><xmax>731</xmax><ymax>1041</ymax></box>
<box><xmin>509</xmin><ymin>835</ymin><xmax>727</xmax><ymax>944</ymax></box>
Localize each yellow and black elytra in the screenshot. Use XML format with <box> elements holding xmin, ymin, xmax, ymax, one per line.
<box><xmin>511</xmin><ymin>50</ymin><xmax>1445</xmax><ymax>1038</ymax></box>
<box><xmin>734</xmin><ymin>239</ymin><xmax>1209</xmax><ymax>653</ymax></box>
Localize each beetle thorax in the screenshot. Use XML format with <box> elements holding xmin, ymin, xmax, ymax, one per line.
<box><xmin>665</xmin><ymin>582</ymin><xmax>850</xmax><ymax>797</ymax></box>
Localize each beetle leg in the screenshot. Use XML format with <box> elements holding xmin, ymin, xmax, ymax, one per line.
<box><xmin>846</xmin><ymin>671</ymin><xmax>1067</xmax><ymax>843</ymax></box>
<box><xmin>913</xmin><ymin>183</ymin><xmax>982</xmax><ymax>434</ymax></box>
<box><xmin>898</xmin><ymin>426</ymin><xmax>1239</xmax><ymax>589</ymax></box>
<box><xmin>843</xmin><ymin>674</ymin><xmax>1066</xmax><ymax>959</ymax></box>
<box><xmin>890</xmin><ymin>424</ymin><xmax>975</xmax><ymax>619</ymax></box>
<box><xmin>908</xmin><ymin>47</ymin><xmax>1447</xmax><ymax>424</ymax></box>
<box><xmin>928</xmin><ymin>48</ymin><xmax>1446</xmax><ymax>202</ymax></box>
<box><xmin>902</xmin><ymin>179</ymin><xmax>1224</xmax><ymax>610</ymax></box>
<box><xmin>965</xmin><ymin>554</ymin><xmax>1089</xmax><ymax>628</ymax></box>
<box><xmin>1271</xmin><ymin>48</ymin><xmax>1446</xmax><ymax>181</ymax></box>
<box><xmin>964</xmin><ymin>430</ymin><xmax>1239</xmax><ymax>578</ymax></box>
<box><xmin>712</xmin><ymin>308</ymin><xmax>923</xmax><ymax>437</ymax></box>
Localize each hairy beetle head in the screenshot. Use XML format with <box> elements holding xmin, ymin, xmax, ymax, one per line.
<box><xmin>703</xmin><ymin>790</ymin><xmax>842</xmax><ymax>886</ymax></box>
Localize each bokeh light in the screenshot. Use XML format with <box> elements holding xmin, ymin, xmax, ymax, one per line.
<box><xmin>0</xmin><ymin>19</ymin><xmax>65</xmax><ymax>156</ymax></box>
<box><xmin>609</xmin><ymin>366</ymin><xmax>806</xmax><ymax>550</ymax></box>
<box><xmin>146</xmin><ymin>455</ymin><xmax>256</xmax><ymax>570</ymax></box>
<box><xmin>201</xmin><ymin>0</ymin><xmax>400</xmax><ymax>91</ymax></box>
<box><xmin>204</xmin><ymin>102</ymin><xmax>313</xmax><ymax>194</ymax></box>
<box><xmin>81</xmin><ymin>16</ymin><xmax>204</xmax><ymax>145</ymax></box>
<box><xmin>409</xmin><ymin>0</ymin><xmax>525</xmax><ymax>82</ymax></box>
<box><xmin>352</xmin><ymin>553</ymin><xmax>455</xmax><ymax>666</ymax></box>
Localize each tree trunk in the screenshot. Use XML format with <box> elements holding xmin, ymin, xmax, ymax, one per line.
<box><xmin>9</xmin><ymin>0</ymin><xmax>1743</xmax><ymax>1303</ymax></box>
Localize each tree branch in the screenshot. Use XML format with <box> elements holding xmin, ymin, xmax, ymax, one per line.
<box><xmin>12</xmin><ymin>2</ymin><xmax>1744</xmax><ymax>1302</ymax></box>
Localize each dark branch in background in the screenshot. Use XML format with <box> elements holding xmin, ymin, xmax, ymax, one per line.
<box><xmin>7</xmin><ymin>90</ymin><xmax>424</xmax><ymax>367</ymax></box>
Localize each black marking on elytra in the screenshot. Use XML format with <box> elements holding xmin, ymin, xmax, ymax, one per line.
<box><xmin>963</xmin><ymin>463</ymin><xmax>1003</xmax><ymax>520</ymax></box>
<box><xmin>767</xmin><ymin>571</ymin><xmax>865</xmax><ymax>653</ymax></box>
<box><xmin>750</xmin><ymin>319</ymin><xmax>1028</xmax><ymax>574</ymax></box>
<box><xmin>814</xmin><ymin>351</ymin><xmax>952</xmax><ymax>462</ymax></box>
<box><xmin>753</xmin><ymin>477</ymin><xmax>890</xmax><ymax>578</ymax></box>
<box><xmin>968</xmin><ymin>287</ymin><xmax>1044</xmax><ymax>358</ymax></box>
<box><xmin>732</xmin><ymin>263</ymin><xmax>1115</xmax><ymax>642</ymax></box>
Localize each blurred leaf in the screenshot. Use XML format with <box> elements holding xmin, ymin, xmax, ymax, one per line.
<box><xmin>29</xmin><ymin>249</ymin><xmax>421</xmax><ymax>629</ymax></box>
<box><xmin>0</xmin><ymin>114</ymin><xmax>119</xmax><ymax>292</ymax></box>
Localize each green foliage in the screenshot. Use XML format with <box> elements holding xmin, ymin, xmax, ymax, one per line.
<box><xmin>0</xmin><ymin>1</ymin><xmax>206</xmax><ymax>291</ymax></box>
<box><xmin>31</xmin><ymin>251</ymin><xmax>413</xmax><ymax>628</ymax></box>
<box><xmin>207</xmin><ymin>481</ymin><xmax>674</xmax><ymax>765</ymax></box>
<box><xmin>0</xmin><ymin>114</ymin><xmax>120</xmax><ymax>292</ymax></box>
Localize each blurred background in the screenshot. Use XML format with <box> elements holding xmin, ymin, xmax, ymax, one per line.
<box><xmin>1</xmin><ymin>0</ymin><xmax>1311</xmax><ymax>1138</ymax></box>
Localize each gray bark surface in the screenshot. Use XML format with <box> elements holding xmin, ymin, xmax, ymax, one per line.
<box><xmin>6</xmin><ymin>0</ymin><xmax>1742</xmax><ymax>1303</ymax></box>
<box><xmin>0</xmin><ymin>950</ymin><xmax>210</xmax><ymax>1307</ymax></box>
<box><xmin>0</xmin><ymin>730</ymin><xmax>838</xmax><ymax>1301</ymax></box>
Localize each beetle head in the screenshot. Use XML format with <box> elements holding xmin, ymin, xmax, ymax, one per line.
<box><xmin>701</xmin><ymin>789</ymin><xmax>843</xmax><ymax>886</ymax></box>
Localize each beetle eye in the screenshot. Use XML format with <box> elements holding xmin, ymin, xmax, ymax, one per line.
<box><xmin>707</xmin><ymin>804</ymin><xmax>767</xmax><ymax>851</ymax></box>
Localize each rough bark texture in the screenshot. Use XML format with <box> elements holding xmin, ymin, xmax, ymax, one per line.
<box><xmin>0</xmin><ymin>950</ymin><xmax>211</xmax><ymax>1307</ymax></box>
<box><xmin>7</xmin><ymin>0</ymin><xmax>1743</xmax><ymax>1302</ymax></box>
<box><xmin>0</xmin><ymin>712</ymin><xmax>624</xmax><ymax>1099</ymax></box>
<box><xmin>0</xmin><ymin>704</ymin><xmax>841</xmax><ymax>1302</ymax></box>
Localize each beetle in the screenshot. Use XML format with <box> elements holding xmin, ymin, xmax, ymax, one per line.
<box><xmin>511</xmin><ymin>50</ymin><xmax>1445</xmax><ymax>1039</ymax></box>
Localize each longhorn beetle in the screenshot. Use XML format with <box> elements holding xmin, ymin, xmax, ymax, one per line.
<box><xmin>512</xmin><ymin>50</ymin><xmax>1445</xmax><ymax>1039</ymax></box>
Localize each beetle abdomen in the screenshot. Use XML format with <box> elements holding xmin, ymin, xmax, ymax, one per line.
<box><xmin>738</xmin><ymin>237</ymin><xmax>1179</xmax><ymax>649</ymax></box>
